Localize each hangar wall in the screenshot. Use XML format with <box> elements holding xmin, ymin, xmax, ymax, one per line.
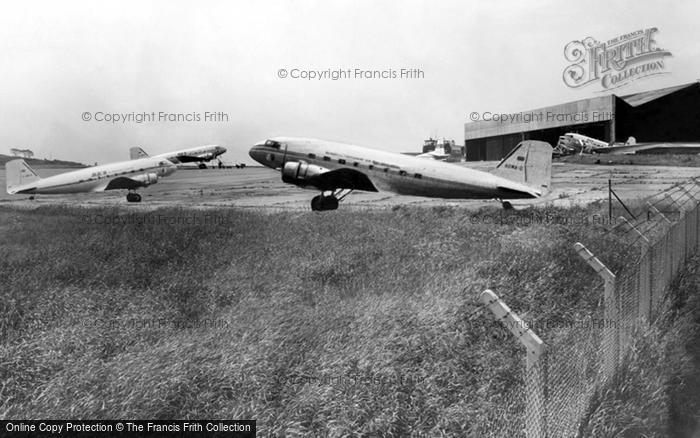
<box><xmin>464</xmin><ymin>95</ymin><xmax>614</xmax><ymax>141</ymax></box>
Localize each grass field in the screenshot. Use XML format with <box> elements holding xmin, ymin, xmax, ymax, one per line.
<box><xmin>0</xmin><ymin>204</ymin><xmax>695</xmax><ymax>435</ymax></box>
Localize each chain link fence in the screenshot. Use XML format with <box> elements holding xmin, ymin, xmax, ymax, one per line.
<box><xmin>481</xmin><ymin>178</ymin><xmax>700</xmax><ymax>437</ymax></box>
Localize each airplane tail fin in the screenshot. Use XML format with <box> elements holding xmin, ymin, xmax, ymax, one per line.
<box><xmin>490</xmin><ymin>141</ymin><xmax>552</xmax><ymax>195</ymax></box>
<box><xmin>130</xmin><ymin>147</ymin><xmax>149</xmax><ymax>160</ymax></box>
<box><xmin>6</xmin><ymin>159</ymin><xmax>41</xmax><ymax>194</ymax></box>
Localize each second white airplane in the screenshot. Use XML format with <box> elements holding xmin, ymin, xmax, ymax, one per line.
<box><xmin>6</xmin><ymin>156</ymin><xmax>176</xmax><ymax>202</ymax></box>
<box><xmin>130</xmin><ymin>144</ymin><xmax>226</xmax><ymax>168</ymax></box>
<box><xmin>249</xmin><ymin>137</ymin><xmax>552</xmax><ymax>211</ymax></box>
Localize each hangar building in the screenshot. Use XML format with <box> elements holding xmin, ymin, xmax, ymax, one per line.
<box><xmin>464</xmin><ymin>81</ymin><xmax>700</xmax><ymax>161</ymax></box>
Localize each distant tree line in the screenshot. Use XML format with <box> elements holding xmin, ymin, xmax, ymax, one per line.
<box><xmin>10</xmin><ymin>148</ymin><xmax>34</xmax><ymax>158</ymax></box>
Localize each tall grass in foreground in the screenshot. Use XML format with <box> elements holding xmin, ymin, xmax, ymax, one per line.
<box><xmin>0</xmin><ymin>204</ymin><xmax>649</xmax><ymax>435</ymax></box>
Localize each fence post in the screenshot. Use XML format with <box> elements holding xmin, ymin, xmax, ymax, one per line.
<box><xmin>688</xmin><ymin>207</ymin><xmax>698</xmax><ymax>255</ymax></box>
<box><xmin>695</xmin><ymin>186</ymin><xmax>700</xmax><ymax>252</ymax></box>
<box><xmin>665</xmin><ymin>224</ymin><xmax>672</xmax><ymax>283</ymax></box>
<box><xmin>480</xmin><ymin>290</ymin><xmax>546</xmax><ymax>438</ymax></box>
<box><xmin>639</xmin><ymin>247</ymin><xmax>652</xmax><ymax>324</ymax></box>
<box><xmin>679</xmin><ymin>196</ymin><xmax>689</xmax><ymax>269</ymax></box>
<box><xmin>676</xmin><ymin>184</ymin><xmax>698</xmax><ymax>274</ymax></box>
<box><xmin>574</xmin><ymin>243</ymin><xmax>617</xmax><ymax>379</ymax></box>
<box><xmin>696</xmin><ymin>183</ymin><xmax>700</xmax><ymax>250</ymax></box>
<box><xmin>645</xmin><ymin>202</ymin><xmax>672</xmax><ymax>225</ymax></box>
<box><xmin>617</xmin><ymin>216</ymin><xmax>652</xmax><ymax>325</ymax></box>
<box><xmin>696</xmin><ymin>205</ymin><xmax>700</xmax><ymax>253</ymax></box>
<box><xmin>674</xmin><ymin>220</ymin><xmax>683</xmax><ymax>277</ymax></box>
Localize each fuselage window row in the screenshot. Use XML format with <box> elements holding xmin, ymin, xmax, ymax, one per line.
<box><xmin>294</xmin><ymin>152</ymin><xmax>420</xmax><ymax>180</ymax></box>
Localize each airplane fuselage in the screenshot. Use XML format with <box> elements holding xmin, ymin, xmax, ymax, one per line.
<box><xmin>160</xmin><ymin>145</ymin><xmax>226</xmax><ymax>163</ymax></box>
<box><xmin>565</xmin><ymin>133</ymin><xmax>609</xmax><ymax>149</ymax></box>
<box><xmin>10</xmin><ymin>158</ymin><xmax>176</xmax><ymax>195</ymax></box>
<box><xmin>249</xmin><ymin>137</ymin><xmax>540</xmax><ymax>199</ymax></box>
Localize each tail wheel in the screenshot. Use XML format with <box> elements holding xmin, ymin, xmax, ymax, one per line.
<box><xmin>126</xmin><ymin>193</ymin><xmax>142</xmax><ymax>203</ymax></box>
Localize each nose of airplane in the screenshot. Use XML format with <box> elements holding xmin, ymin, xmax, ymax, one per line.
<box><xmin>249</xmin><ymin>145</ymin><xmax>265</xmax><ymax>165</ymax></box>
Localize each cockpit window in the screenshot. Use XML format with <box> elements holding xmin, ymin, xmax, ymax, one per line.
<box><xmin>265</xmin><ymin>139</ymin><xmax>281</xmax><ymax>149</ymax></box>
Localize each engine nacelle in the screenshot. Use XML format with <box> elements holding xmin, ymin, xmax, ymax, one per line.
<box><xmin>131</xmin><ymin>172</ymin><xmax>159</xmax><ymax>187</ymax></box>
<box><xmin>281</xmin><ymin>161</ymin><xmax>326</xmax><ymax>187</ymax></box>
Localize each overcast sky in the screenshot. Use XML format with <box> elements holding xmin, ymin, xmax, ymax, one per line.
<box><xmin>1</xmin><ymin>0</ymin><xmax>699</xmax><ymax>164</ymax></box>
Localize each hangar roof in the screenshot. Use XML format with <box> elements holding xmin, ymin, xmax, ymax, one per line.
<box><xmin>465</xmin><ymin>81</ymin><xmax>700</xmax><ymax>140</ymax></box>
<box><xmin>619</xmin><ymin>82</ymin><xmax>698</xmax><ymax>107</ymax></box>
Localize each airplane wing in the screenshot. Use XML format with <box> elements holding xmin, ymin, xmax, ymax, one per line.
<box><xmin>307</xmin><ymin>168</ymin><xmax>378</xmax><ymax>192</ymax></box>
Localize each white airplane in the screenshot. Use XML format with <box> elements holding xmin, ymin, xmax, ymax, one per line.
<box><xmin>130</xmin><ymin>144</ymin><xmax>226</xmax><ymax>168</ymax></box>
<box><xmin>5</xmin><ymin>156</ymin><xmax>176</xmax><ymax>202</ymax></box>
<box><xmin>249</xmin><ymin>137</ymin><xmax>552</xmax><ymax>211</ymax></box>
<box><xmin>556</xmin><ymin>133</ymin><xmax>611</xmax><ymax>155</ymax></box>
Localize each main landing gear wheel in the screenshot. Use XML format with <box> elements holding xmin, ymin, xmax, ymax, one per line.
<box><xmin>311</xmin><ymin>194</ymin><xmax>339</xmax><ymax>211</ymax></box>
<box><xmin>198</xmin><ymin>163</ymin><xmax>207</xmax><ymax>169</ymax></box>
<box><xmin>501</xmin><ymin>201</ymin><xmax>513</xmax><ymax>210</ymax></box>
<box><xmin>126</xmin><ymin>192</ymin><xmax>142</xmax><ymax>203</ymax></box>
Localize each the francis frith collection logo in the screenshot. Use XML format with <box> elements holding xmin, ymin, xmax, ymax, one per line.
<box><xmin>563</xmin><ymin>27</ymin><xmax>672</xmax><ymax>91</ymax></box>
